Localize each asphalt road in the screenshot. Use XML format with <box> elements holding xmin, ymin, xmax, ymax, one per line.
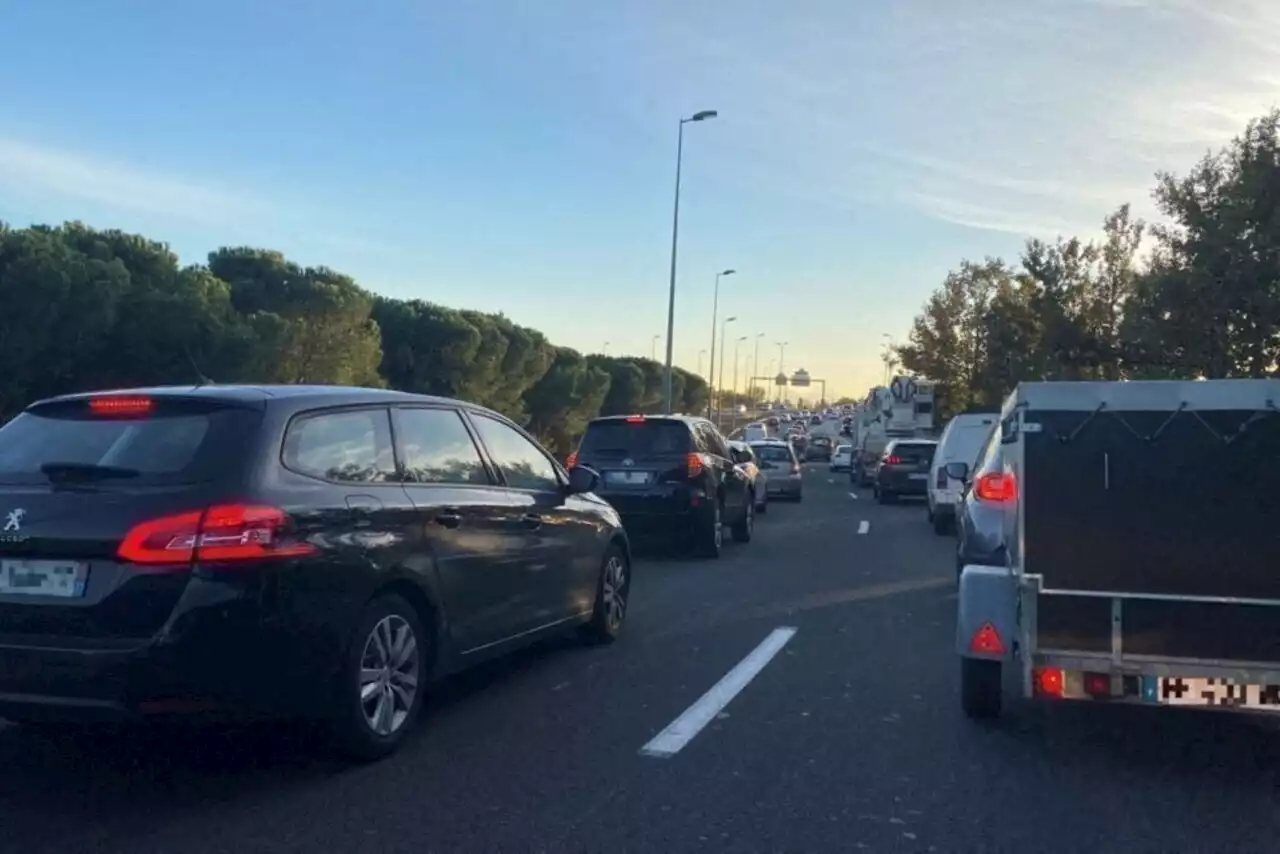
<box><xmin>4</xmin><ymin>467</ymin><xmax>1280</xmax><ymax>853</ymax></box>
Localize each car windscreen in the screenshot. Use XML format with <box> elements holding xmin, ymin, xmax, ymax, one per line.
<box><xmin>889</xmin><ymin>443</ymin><xmax>936</xmax><ymax>463</ymax></box>
<box><xmin>750</xmin><ymin>444</ymin><xmax>793</xmax><ymax>463</ymax></box>
<box><xmin>578</xmin><ymin>420</ymin><xmax>691</xmax><ymax>457</ymax></box>
<box><xmin>0</xmin><ymin>401</ymin><xmax>263</xmax><ymax>485</ymax></box>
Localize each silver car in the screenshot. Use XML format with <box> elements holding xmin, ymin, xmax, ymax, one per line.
<box><xmin>749</xmin><ymin>439</ymin><xmax>803</xmax><ymax>502</ymax></box>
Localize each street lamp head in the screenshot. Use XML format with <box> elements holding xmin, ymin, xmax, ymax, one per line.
<box><xmin>690</xmin><ymin>110</ymin><xmax>718</xmax><ymax>122</ymax></box>
<box><xmin>725</xmin><ymin>316</ymin><xmax>738</xmax><ymax>323</ymax></box>
<box><xmin>737</xmin><ymin>335</ymin><xmax>748</xmax><ymax>341</ymax></box>
<box><xmin>721</xmin><ymin>268</ymin><xmax>736</xmax><ymax>277</ymax></box>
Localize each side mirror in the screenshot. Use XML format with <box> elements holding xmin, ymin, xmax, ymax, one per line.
<box><xmin>566</xmin><ymin>465</ymin><xmax>600</xmax><ymax>494</ymax></box>
<box><xmin>945</xmin><ymin>461</ymin><xmax>969</xmax><ymax>482</ymax></box>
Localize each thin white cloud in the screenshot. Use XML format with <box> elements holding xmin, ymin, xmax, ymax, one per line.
<box><xmin>0</xmin><ymin>136</ymin><xmax>266</xmax><ymax>224</ymax></box>
<box><xmin>509</xmin><ymin>0</ymin><xmax>1280</xmax><ymax>240</ymax></box>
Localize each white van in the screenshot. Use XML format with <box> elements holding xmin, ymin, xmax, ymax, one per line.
<box><xmin>743</xmin><ymin>422</ymin><xmax>770</xmax><ymax>443</ymax></box>
<box><xmin>927</xmin><ymin>412</ymin><xmax>998</xmax><ymax>535</ymax></box>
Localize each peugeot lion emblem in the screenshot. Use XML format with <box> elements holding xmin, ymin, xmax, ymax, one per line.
<box><xmin>3</xmin><ymin>508</ymin><xmax>24</xmax><ymax>532</ymax></box>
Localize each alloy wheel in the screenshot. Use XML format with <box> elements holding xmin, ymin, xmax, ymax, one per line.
<box><xmin>358</xmin><ymin>614</ymin><xmax>420</xmax><ymax>737</ymax></box>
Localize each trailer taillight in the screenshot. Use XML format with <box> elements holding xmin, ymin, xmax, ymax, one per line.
<box><xmin>1035</xmin><ymin>667</ymin><xmax>1064</xmax><ymax>698</ymax></box>
<box><xmin>1084</xmin><ymin>672</ymin><xmax>1112</xmax><ymax>698</ymax></box>
<box><xmin>975</xmin><ymin>472</ymin><xmax>1016</xmax><ymax>503</ymax></box>
<box><xmin>883</xmin><ymin>455</ymin><xmax>902</xmax><ymax>466</ymax></box>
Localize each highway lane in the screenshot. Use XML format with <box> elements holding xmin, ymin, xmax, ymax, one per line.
<box><xmin>3</xmin><ymin>467</ymin><xmax>1280</xmax><ymax>853</ymax></box>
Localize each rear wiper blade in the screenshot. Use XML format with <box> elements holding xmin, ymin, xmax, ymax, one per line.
<box><xmin>39</xmin><ymin>462</ymin><xmax>141</xmax><ymax>482</ymax></box>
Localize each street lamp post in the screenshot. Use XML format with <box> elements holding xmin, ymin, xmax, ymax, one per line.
<box><xmin>697</xmin><ymin>348</ymin><xmax>707</xmax><ymax>376</ymax></box>
<box><xmin>662</xmin><ymin>108</ymin><xmax>719</xmax><ymax>415</ymax></box>
<box><xmin>603</xmin><ymin>341</ymin><xmax>610</xmax><ymax>356</ymax></box>
<box><xmin>651</xmin><ymin>335</ymin><xmax>660</xmax><ymax>361</ymax></box>
<box><xmin>751</xmin><ymin>332</ymin><xmax>764</xmax><ymax>403</ymax></box>
<box><xmin>706</xmin><ymin>268</ymin><xmax>736</xmax><ymax>417</ymax></box>
<box><xmin>881</xmin><ymin>333</ymin><xmax>896</xmax><ymax>385</ymax></box>
<box><xmin>716</xmin><ymin>316</ymin><xmax>737</xmax><ymax>421</ymax></box>
<box><xmin>733</xmin><ymin>335</ymin><xmax>748</xmax><ymax>400</ymax></box>
<box><xmin>777</xmin><ymin>340</ymin><xmax>789</xmax><ymax>403</ymax></box>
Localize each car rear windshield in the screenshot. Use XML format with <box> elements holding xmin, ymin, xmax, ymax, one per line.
<box><xmin>890</xmin><ymin>443</ymin><xmax>936</xmax><ymax>463</ymax></box>
<box><xmin>751</xmin><ymin>444</ymin><xmax>793</xmax><ymax>463</ymax></box>
<box><xmin>0</xmin><ymin>400</ymin><xmax>263</xmax><ymax>485</ymax></box>
<box><xmin>579</xmin><ymin>420</ymin><xmax>691</xmax><ymax>457</ymax></box>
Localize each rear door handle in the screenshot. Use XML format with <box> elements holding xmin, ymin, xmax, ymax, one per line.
<box><xmin>521</xmin><ymin>513</ymin><xmax>542</xmax><ymax>529</ymax></box>
<box><xmin>346</xmin><ymin>495</ymin><xmax>383</xmax><ymax>514</ymax></box>
<box><xmin>435</xmin><ymin>509</ymin><xmax>462</xmax><ymax>529</ymax></box>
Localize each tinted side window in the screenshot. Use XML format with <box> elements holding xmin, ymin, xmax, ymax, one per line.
<box><xmin>396</xmin><ymin>408</ymin><xmax>490</xmax><ymax>485</ymax></box>
<box><xmin>973</xmin><ymin>426</ymin><xmax>1002</xmax><ymax>474</ymax></box>
<box><xmin>284</xmin><ymin>408</ymin><xmax>397</xmax><ymax>483</ymax></box>
<box><xmin>471</xmin><ymin>414</ymin><xmax>561</xmax><ymax>492</ymax></box>
<box><xmin>697</xmin><ymin>422</ymin><xmax>730</xmax><ymax>458</ymax></box>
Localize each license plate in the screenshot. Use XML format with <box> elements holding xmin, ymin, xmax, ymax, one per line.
<box><xmin>909</xmin><ymin>473</ymin><xmax>928</xmax><ymax>480</ymax></box>
<box><xmin>604</xmin><ymin>470</ymin><xmax>652</xmax><ymax>486</ymax></box>
<box><xmin>0</xmin><ymin>559</ymin><xmax>88</xmax><ymax>598</ymax></box>
<box><xmin>1157</xmin><ymin>677</ymin><xmax>1280</xmax><ymax>709</ymax></box>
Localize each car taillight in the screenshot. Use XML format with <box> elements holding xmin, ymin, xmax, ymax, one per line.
<box><xmin>566</xmin><ymin>451</ymin><xmax>579</xmax><ymax>468</ymax></box>
<box><xmin>686</xmin><ymin>452</ymin><xmax>705</xmax><ymax>478</ymax></box>
<box><xmin>89</xmin><ymin>395</ymin><xmax>154</xmax><ymax>416</ymax></box>
<box><xmin>974</xmin><ymin>472</ymin><xmax>1016</xmax><ymax>503</ymax></box>
<box><xmin>883</xmin><ymin>455</ymin><xmax>902</xmax><ymax>466</ymax></box>
<box><xmin>117</xmin><ymin>504</ymin><xmax>317</xmax><ymax>567</ymax></box>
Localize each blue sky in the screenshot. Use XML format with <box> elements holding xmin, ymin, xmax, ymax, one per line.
<box><xmin>1</xmin><ymin>0</ymin><xmax>1276</xmax><ymax>396</ymax></box>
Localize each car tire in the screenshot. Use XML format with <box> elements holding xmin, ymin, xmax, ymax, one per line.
<box><xmin>732</xmin><ymin>496</ymin><xmax>754</xmax><ymax>543</ymax></box>
<box><xmin>877</xmin><ymin>489</ymin><xmax>895</xmax><ymax>505</ymax></box>
<box><xmin>960</xmin><ymin>657</ymin><xmax>1003</xmax><ymax>719</ymax></box>
<box><xmin>581</xmin><ymin>545</ymin><xmax>629</xmax><ymax>645</ymax></box>
<box><xmin>932</xmin><ymin>514</ymin><xmax>951</xmax><ymax>536</ymax></box>
<box><xmin>695</xmin><ymin>501</ymin><xmax>723</xmax><ymax>559</ymax></box>
<box><xmin>757</xmin><ymin>492</ymin><xmax>768</xmax><ymax>514</ymax></box>
<box><xmin>330</xmin><ymin>592</ymin><xmax>429</xmax><ymax>762</ymax></box>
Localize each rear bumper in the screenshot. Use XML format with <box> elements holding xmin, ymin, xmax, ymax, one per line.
<box><xmin>879</xmin><ymin>476</ymin><xmax>929</xmax><ymax>495</ymax></box>
<box><xmin>765</xmin><ymin>476</ymin><xmax>803</xmax><ymax>497</ymax></box>
<box><xmin>0</xmin><ymin>577</ymin><xmax>341</xmax><ymax>724</ymax></box>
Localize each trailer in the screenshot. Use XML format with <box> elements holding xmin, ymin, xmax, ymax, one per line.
<box><xmin>956</xmin><ymin>379</ymin><xmax>1280</xmax><ymax>718</ymax></box>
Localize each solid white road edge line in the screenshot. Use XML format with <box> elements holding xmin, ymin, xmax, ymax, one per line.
<box><xmin>847</xmin><ymin>491</ymin><xmax>858</xmax><ymax>500</ymax></box>
<box><xmin>857</xmin><ymin>520</ymin><xmax>870</xmax><ymax>534</ymax></box>
<box><xmin>639</xmin><ymin>626</ymin><xmax>798</xmax><ymax>759</ymax></box>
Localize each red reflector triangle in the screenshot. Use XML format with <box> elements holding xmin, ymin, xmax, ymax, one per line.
<box><xmin>970</xmin><ymin>622</ymin><xmax>1005</xmax><ymax>655</ymax></box>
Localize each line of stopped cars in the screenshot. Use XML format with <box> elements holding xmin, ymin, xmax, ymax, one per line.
<box><xmin>0</xmin><ymin>388</ymin><xmax>800</xmax><ymax>761</ymax></box>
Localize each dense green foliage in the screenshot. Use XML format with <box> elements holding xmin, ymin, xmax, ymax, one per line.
<box><xmin>896</xmin><ymin>110</ymin><xmax>1280</xmax><ymax>421</ymax></box>
<box><xmin>0</xmin><ymin>225</ymin><xmax>708</xmax><ymax>455</ymax></box>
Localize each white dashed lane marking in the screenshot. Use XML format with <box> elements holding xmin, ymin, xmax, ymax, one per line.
<box><xmin>639</xmin><ymin>627</ymin><xmax>798</xmax><ymax>758</ymax></box>
<box><xmin>857</xmin><ymin>520</ymin><xmax>870</xmax><ymax>534</ymax></box>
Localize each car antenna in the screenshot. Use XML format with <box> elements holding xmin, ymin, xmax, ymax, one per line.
<box><xmin>183</xmin><ymin>346</ymin><xmax>215</xmax><ymax>387</ymax></box>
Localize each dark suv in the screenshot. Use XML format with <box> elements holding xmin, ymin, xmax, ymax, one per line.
<box><xmin>570</xmin><ymin>414</ymin><xmax>755</xmax><ymax>558</ymax></box>
<box><xmin>874</xmin><ymin>438</ymin><xmax>937</xmax><ymax>503</ymax></box>
<box><xmin>0</xmin><ymin>385</ymin><xmax>629</xmax><ymax>760</ymax></box>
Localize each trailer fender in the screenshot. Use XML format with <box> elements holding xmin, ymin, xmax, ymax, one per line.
<box><xmin>956</xmin><ymin>565</ymin><xmax>1017</xmax><ymax>662</ymax></box>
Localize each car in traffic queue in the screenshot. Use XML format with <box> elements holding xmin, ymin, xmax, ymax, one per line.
<box><xmin>569</xmin><ymin>413</ymin><xmax>755</xmax><ymax>558</ymax></box>
<box><xmin>748</xmin><ymin>438</ymin><xmax>803</xmax><ymax>502</ymax></box>
<box><xmin>927</xmin><ymin>411</ymin><xmax>998</xmax><ymax>535</ymax></box>
<box><xmin>951</xmin><ymin>423</ymin><xmax>1005</xmax><ymax>581</ymax></box>
<box><xmin>873</xmin><ymin>438</ymin><xmax>938</xmax><ymax>504</ymax></box>
<box><xmin>851</xmin><ymin>431</ymin><xmax>891</xmax><ymax>487</ymax></box>
<box><xmin>805</xmin><ymin>434</ymin><xmax>834</xmax><ymax>462</ymax></box>
<box><xmin>0</xmin><ymin>385</ymin><xmax>630</xmax><ymax>760</ymax></box>
<box><xmin>829</xmin><ymin>443</ymin><xmax>854</xmax><ymax>472</ymax></box>
<box><xmin>728</xmin><ymin>440</ymin><xmax>769</xmax><ymax>514</ymax></box>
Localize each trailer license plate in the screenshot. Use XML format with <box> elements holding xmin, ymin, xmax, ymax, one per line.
<box><xmin>1157</xmin><ymin>677</ymin><xmax>1280</xmax><ymax>709</ymax></box>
